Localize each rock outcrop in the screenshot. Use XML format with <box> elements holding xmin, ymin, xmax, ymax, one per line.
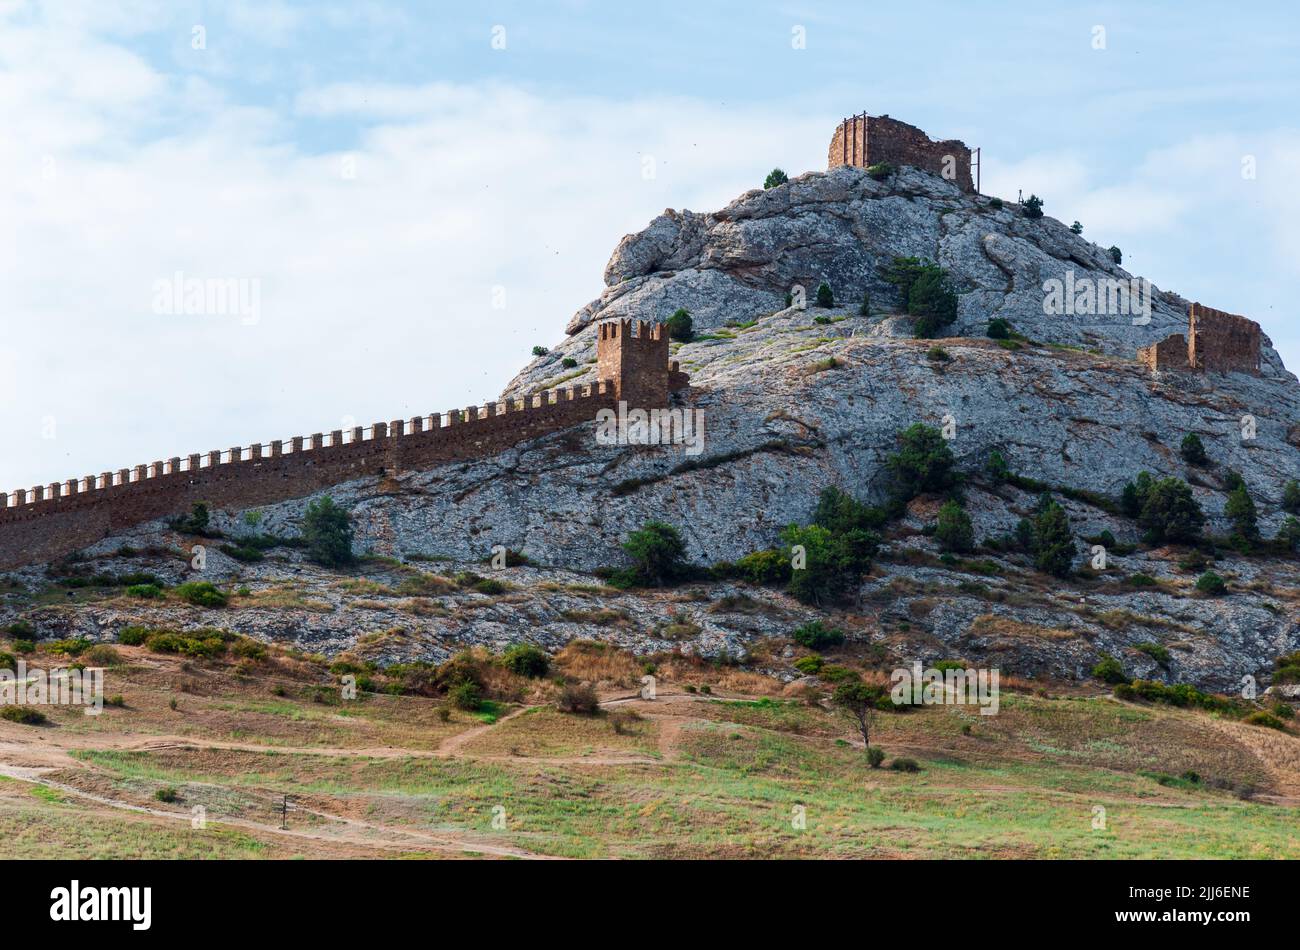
<box><xmin>3</xmin><ymin>160</ymin><xmax>1298</xmax><ymax>695</ymax></box>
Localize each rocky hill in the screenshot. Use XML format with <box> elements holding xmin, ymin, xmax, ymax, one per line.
<box><xmin>3</xmin><ymin>162</ymin><xmax>1299</xmax><ymax>695</ymax></box>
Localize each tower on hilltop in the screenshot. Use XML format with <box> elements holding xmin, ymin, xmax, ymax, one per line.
<box><xmin>828</xmin><ymin>113</ymin><xmax>976</xmax><ymax>193</ymax></box>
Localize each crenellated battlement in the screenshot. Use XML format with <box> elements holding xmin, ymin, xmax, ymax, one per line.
<box><xmin>0</xmin><ymin>321</ymin><xmax>688</xmax><ymax>569</ymax></box>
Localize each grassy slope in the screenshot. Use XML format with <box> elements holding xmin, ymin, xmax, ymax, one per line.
<box><xmin>0</xmin><ymin>642</ymin><xmax>1295</xmax><ymax>859</ymax></box>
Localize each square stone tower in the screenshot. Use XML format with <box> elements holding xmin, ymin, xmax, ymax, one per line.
<box><xmin>828</xmin><ymin>113</ymin><xmax>975</xmax><ymax>193</ymax></box>
<box><xmin>596</xmin><ymin>319</ymin><xmax>680</xmax><ymax>406</ymax></box>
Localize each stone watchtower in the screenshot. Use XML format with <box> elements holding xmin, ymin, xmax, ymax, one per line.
<box><xmin>596</xmin><ymin>319</ymin><xmax>689</xmax><ymax>406</ymax></box>
<box><xmin>828</xmin><ymin>112</ymin><xmax>975</xmax><ymax>193</ymax></box>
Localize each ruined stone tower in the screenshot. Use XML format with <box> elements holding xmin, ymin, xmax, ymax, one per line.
<box><xmin>828</xmin><ymin>113</ymin><xmax>975</xmax><ymax>193</ymax></box>
<box><xmin>1138</xmin><ymin>303</ymin><xmax>1262</xmax><ymax>375</ymax></box>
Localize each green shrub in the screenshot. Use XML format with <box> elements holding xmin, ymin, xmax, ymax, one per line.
<box><xmin>926</xmin><ymin>346</ymin><xmax>951</xmax><ymax>363</ymax></box>
<box><xmin>1225</xmin><ymin>485</ymin><xmax>1258</xmax><ymax>542</ymax></box>
<box><xmin>889</xmin><ymin>757</ymin><xmax>921</xmax><ymax>772</ymax></box>
<box><xmin>4</xmin><ymin>620</ymin><xmax>35</xmax><ymax>639</ymax></box>
<box><xmin>502</xmin><ymin>643</ymin><xmax>549</xmax><ymax>678</ymax></box>
<box><xmin>1278</xmin><ymin>516</ymin><xmax>1300</xmax><ymax>553</ymax></box>
<box><xmin>666</xmin><ymin>308</ymin><xmax>694</xmax><ymax>342</ymax></box>
<box><xmin>1137</xmin><ymin>478</ymin><xmax>1204</xmax><ymax>544</ymax></box>
<box><xmin>449</xmin><ymin>680</ymin><xmax>483</xmax><ymax>711</ymax></box>
<box><xmin>0</xmin><ymin>706</ymin><xmax>46</xmax><ymax>725</ymax></box>
<box><xmin>879</xmin><ymin>257</ymin><xmax>958</xmax><ymax>338</ymax></box>
<box><xmin>865</xmin><ymin>161</ymin><xmax>895</xmax><ymax>180</ymax></box>
<box><xmin>561</xmin><ymin>357</ymin><xmax>578</xmax><ymax>369</ymax></box>
<box><xmin>170</xmin><ymin>502</ymin><xmax>215</xmax><ymax>537</ymax></box>
<box><xmin>556</xmin><ymin>682</ymin><xmax>600</xmax><ymax>714</ymax></box>
<box><xmin>732</xmin><ymin>549</ymin><xmax>791</xmax><ymax>585</ymax></box>
<box><xmin>126</xmin><ymin>583</ymin><xmax>165</xmax><ymax>598</ymax></box>
<box><xmin>1244</xmin><ymin>711</ymin><xmax>1286</xmax><ymax>731</ymax></box>
<box><xmin>1275</xmin><ymin>651</ymin><xmax>1300</xmax><ymax>684</ymax></box>
<box><xmin>82</xmin><ymin>644</ymin><xmax>121</xmax><ymax>667</ymax></box>
<box><xmin>1135</xmin><ymin>642</ymin><xmax>1170</xmax><ymax>665</ymax></box>
<box><xmin>988</xmin><ymin>197</ymin><xmax>1003</xmax><ymax>209</ymax></box>
<box><xmin>887</xmin><ymin>423</ymin><xmax>956</xmax><ymax>501</ymax></box>
<box><xmin>117</xmin><ymin>626</ymin><xmax>149</xmax><ymax>646</ymax></box>
<box><xmin>859</xmin><ymin>291</ymin><xmax>871</xmax><ymax>316</ymax></box>
<box><xmin>781</xmin><ymin>523</ymin><xmax>872</xmax><ymax>606</ymax></box>
<box><xmin>764</xmin><ymin>168</ymin><xmax>788</xmax><ymax>189</ymax></box>
<box><xmin>815</xmin><ymin>281</ymin><xmax>834</xmax><ymax>308</ymax></box>
<box><xmin>1108</xmin><ymin>245</ymin><xmax>1122</xmax><ymax>264</ymax></box>
<box><xmin>230</xmin><ymin>638</ymin><xmax>267</xmax><ymax>661</ymax></box>
<box><xmin>614</xmin><ymin>521</ymin><xmax>690</xmax><ymax>588</ymax></box>
<box><xmin>473</xmin><ymin>578</ymin><xmax>507</xmax><ymax>595</ymax></box>
<box><xmin>1270</xmin><ymin>701</ymin><xmax>1294</xmax><ymax>720</ymax></box>
<box><xmin>1022</xmin><ymin>194</ymin><xmax>1044</xmax><ymax>219</ymax></box>
<box><xmin>866</xmin><ymin>746</ymin><xmax>886</xmax><ymax>768</ymax></box>
<box><xmin>1195</xmin><ymin>571</ymin><xmax>1226</xmax><ymax>596</ymax></box>
<box><xmin>219</xmin><ymin>543</ymin><xmax>264</xmax><ymax>563</ymax></box>
<box><xmin>1179</xmin><ymin>433</ymin><xmax>1208</xmax><ymax>466</ymax></box>
<box><xmin>1283</xmin><ymin>480</ymin><xmax>1300</xmax><ymax>515</ymax></box>
<box><xmin>175</xmin><ymin>581</ymin><xmax>229</xmax><ymax>608</ymax></box>
<box><xmin>791</xmin><ymin>621</ymin><xmax>844</xmax><ymax>650</ymax></box>
<box><xmin>1092</xmin><ymin>653</ymin><xmax>1126</xmax><ymax>684</ymax></box>
<box><xmin>986</xmin><ymin>317</ymin><xmax>1011</xmax><ymax>339</ymax></box>
<box><xmin>0</xmin><ymin>651</ymin><xmax>14</xmax><ymax>672</ymax></box>
<box><xmin>934</xmin><ymin>500</ymin><xmax>974</xmax><ymax>554</ymax></box>
<box><xmin>154</xmin><ymin>787</ymin><xmax>179</xmax><ymax>803</ymax></box>
<box><xmin>531</xmin><ymin>345</ymin><xmax>548</xmax><ymax>356</ymax></box>
<box><xmin>1070</xmin><ymin>221</ymin><xmax>1083</xmax><ymax>235</ymax></box>
<box><xmin>302</xmin><ymin>496</ymin><xmax>354</xmax><ymax>568</ymax></box>
<box><xmin>793</xmin><ymin>655</ymin><xmax>824</xmax><ymax>675</ymax></box>
<box><xmin>45</xmin><ymin>638</ymin><xmax>91</xmax><ymax>656</ymax></box>
<box><xmin>145</xmin><ymin>630</ymin><xmax>227</xmax><ymax>658</ymax></box>
<box><xmin>1032</xmin><ymin>499</ymin><xmax>1075</xmax><ymax>577</ymax></box>
<box><xmin>1126</xmin><ymin>573</ymin><xmax>1157</xmax><ymax>587</ymax></box>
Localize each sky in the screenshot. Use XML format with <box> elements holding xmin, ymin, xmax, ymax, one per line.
<box><xmin>1</xmin><ymin>0</ymin><xmax>1298</xmax><ymax>490</ymax></box>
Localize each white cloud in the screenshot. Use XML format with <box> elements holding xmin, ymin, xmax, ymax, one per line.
<box><xmin>1</xmin><ymin>8</ymin><xmax>1297</xmax><ymax>494</ymax></box>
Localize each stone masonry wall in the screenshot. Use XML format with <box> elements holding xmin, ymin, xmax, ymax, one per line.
<box><xmin>1188</xmin><ymin>303</ymin><xmax>1261</xmax><ymax>375</ymax></box>
<box><xmin>1137</xmin><ymin>302</ymin><xmax>1261</xmax><ymax>375</ymax></box>
<box><xmin>827</xmin><ymin>114</ymin><xmax>974</xmax><ymax>193</ymax></box>
<box><xmin>0</xmin><ymin>319</ymin><xmax>689</xmax><ymax>570</ymax></box>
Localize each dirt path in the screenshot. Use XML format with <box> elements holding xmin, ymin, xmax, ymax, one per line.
<box><xmin>0</xmin><ymin>760</ymin><xmax>557</xmax><ymax>860</ymax></box>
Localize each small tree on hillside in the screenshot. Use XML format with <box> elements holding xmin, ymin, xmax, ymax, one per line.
<box><xmin>815</xmin><ymin>281</ymin><xmax>834</xmax><ymax>308</ymax></box>
<box><xmin>666</xmin><ymin>308</ymin><xmax>694</xmax><ymax>342</ymax></box>
<box><xmin>1032</xmin><ymin>499</ymin><xmax>1076</xmax><ymax>577</ymax></box>
<box><xmin>832</xmin><ymin>679</ymin><xmax>886</xmax><ymax>752</ymax></box>
<box><xmin>620</xmin><ymin>521</ymin><xmax>689</xmax><ymax>587</ymax></box>
<box><xmin>1282</xmin><ymin>479</ymin><xmax>1300</xmax><ymax>514</ymax></box>
<box><xmin>1179</xmin><ymin>433</ymin><xmax>1208</xmax><ymax>466</ymax></box>
<box><xmin>1138</xmin><ymin>478</ymin><xmax>1205</xmax><ymax>544</ymax></box>
<box><xmin>764</xmin><ymin>168</ymin><xmax>789</xmax><ymax>190</ymax></box>
<box><xmin>1225</xmin><ymin>484</ymin><xmax>1259</xmax><ymax>542</ymax></box>
<box><xmin>1022</xmin><ymin>194</ymin><xmax>1044</xmax><ymax>219</ymax></box>
<box><xmin>303</xmin><ymin>496</ymin><xmax>354</xmax><ymax>568</ymax></box>
<box><xmin>935</xmin><ymin>500</ymin><xmax>974</xmax><ymax>554</ymax></box>
<box><xmin>886</xmin><ymin>423</ymin><xmax>957</xmax><ymax>501</ymax></box>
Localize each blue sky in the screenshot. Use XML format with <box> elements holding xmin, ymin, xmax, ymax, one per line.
<box><xmin>1</xmin><ymin>0</ymin><xmax>1298</xmax><ymax>489</ymax></box>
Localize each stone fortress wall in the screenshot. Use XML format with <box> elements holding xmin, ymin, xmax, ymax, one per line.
<box><xmin>827</xmin><ymin>112</ymin><xmax>975</xmax><ymax>193</ymax></box>
<box><xmin>0</xmin><ymin>320</ymin><xmax>688</xmax><ymax>570</ymax></box>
